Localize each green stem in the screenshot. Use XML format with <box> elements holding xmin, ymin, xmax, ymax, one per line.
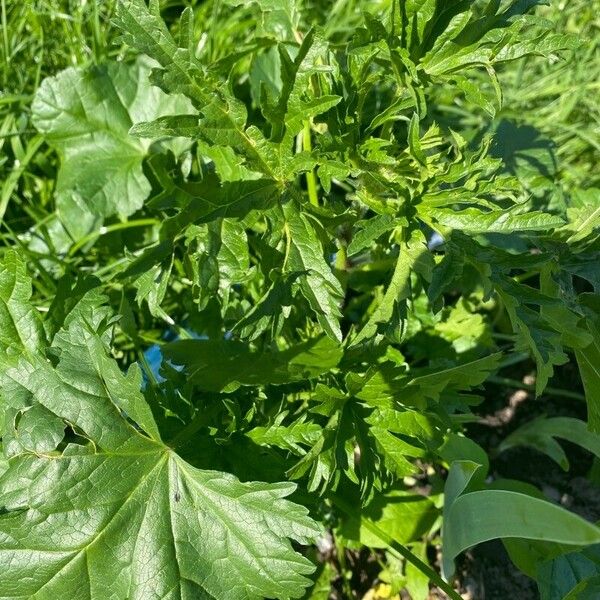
<box><xmin>91</xmin><ymin>0</ymin><xmax>102</xmax><ymax>62</ymax></box>
<box><xmin>0</xmin><ymin>0</ymin><xmax>8</xmax><ymax>68</ymax></box>
<box><xmin>303</xmin><ymin>120</ymin><xmax>319</xmax><ymax>206</ymax></box>
<box><xmin>334</xmin><ymin>244</ymin><xmax>347</xmax><ymax>271</ymax></box>
<box><xmin>492</xmin><ymin>332</ymin><xmax>517</xmax><ymax>342</ymax></box>
<box><xmin>513</xmin><ymin>270</ymin><xmax>538</xmax><ymax>283</ymax></box>
<box><xmin>0</xmin><ymin>95</ymin><xmax>32</xmax><ymax>106</ymax></box>
<box><xmin>93</xmin><ymin>256</ymin><xmax>130</xmax><ymax>279</ymax></box>
<box><xmin>68</xmin><ymin>219</ymin><xmax>159</xmax><ymax>256</ymax></box>
<box><xmin>169</xmin><ymin>407</ymin><xmax>217</xmax><ymax>449</ymax></box>
<box><xmin>497</xmin><ymin>352</ymin><xmax>530</xmax><ymax>369</ymax></box>
<box><xmin>488</xmin><ymin>375</ymin><xmax>585</xmax><ymax>402</ymax></box>
<box><xmin>138</xmin><ymin>347</ymin><xmax>159</xmax><ymax>386</ymax></box>
<box><xmin>331</xmin><ymin>494</ymin><xmax>463</xmax><ymax>600</ymax></box>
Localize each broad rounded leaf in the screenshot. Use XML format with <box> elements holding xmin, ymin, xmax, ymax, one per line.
<box><xmin>32</xmin><ymin>57</ymin><xmax>194</xmax><ymax>239</ymax></box>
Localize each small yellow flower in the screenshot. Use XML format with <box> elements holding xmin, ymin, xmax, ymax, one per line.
<box><xmin>362</xmin><ymin>583</ymin><xmax>401</xmax><ymax>600</ymax></box>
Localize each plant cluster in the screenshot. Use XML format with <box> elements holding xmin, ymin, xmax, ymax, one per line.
<box><xmin>0</xmin><ymin>0</ymin><xmax>599</xmax><ymax>598</ymax></box>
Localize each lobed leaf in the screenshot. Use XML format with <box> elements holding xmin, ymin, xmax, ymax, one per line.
<box><xmin>0</xmin><ymin>253</ymin><xmax>320</xmax><ymax>599</ymax></box>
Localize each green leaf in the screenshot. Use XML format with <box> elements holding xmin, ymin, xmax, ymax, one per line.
<box><xmin>288</xmin><ymin>393</ymin><xmax>380</xmax><ymax>496</ymax></box>
<box><xmin>7</xmin><ymin>1</ymin><xmax>599</xmax><ymax>596</ymax></box>
<box><xmin>350</xmin><ymin>232</ymin><xmax>431</xmax><ymax>347</ymax></box>
<box><xmin>266</xmin><ymin>29</ymin><xmax>331</xmax><ymax>140</ymax></box>
<box><xmin>356</xmin><ymin>354</ymin><xmax>501</xmax><ymax>409</ymax></box>
<box><xmin>408</xmin><ymin>353</ymin><xmax>502</xmax><ymax>402</ymax></box>
<box><xmin>115</xmin><ymin>1</ymin><xmax>208</xmax><ymax>104</ymax></box>
<box><xmin>218</xmin><ymin>219</ymin><xmax>252</xmax><ymax>283</ymax></box>
<box><xmin>32</xmin><ymin>57</ymin><xmax>194</xmax><ymax>239</ymax></box>
<box><xmin>44</xmin><ymin>275</ymin><xmax>105</xmax><ymax>343</ymax></box>
<box><xmin>563</xmin><ymin>576</ymin><xmax>600</xmax><ymax>600</ymax></box>
<box><xmin>540</xmin><ymin>265</ymin><xmax>594</xmax><ymax>351</ymax></box>
<box><xmin>575</xmin><ymin>302</ymin><xmax>600</xmax><ymax>432</ymax></box>
<box><xmin>304</xmin><ymin>561</ymin><xmax>336</xmax><ymax>600</ymax></box>
<box><xmin>134</xmin><ymin>252</ymin><xmax>174</xmax><ymax>319</ymax></box>
<box><xmin>164</xmin><ymin>335</ymin><xmax>342</xmax><ymax>392</ymax></box>
<box><xmin>223</xmin><ymin>0</ymin><xmax>299</xmax><ymax>38</ymax></box>
<box><xmin>234</xmin><ymin>273</ymin><xmax>302</xmax><ymax>341</ymax></box>
<box><xmin>0</xmin><ymin>254</ymin><xmax>320</xmax><ymax>599</ymax></box>
<box><xmin>578</xmin><ymin>341</ymin><xmax>600</xmax><ymax>432</ymax></box>
<box><xmin>443</xmin><ymin>489</ymin><xmax>600</xmax><ymax>579</ymax></box>
<box><xmin>497</xmin><ymin>417</ymin><xmax>600</xmax><ymax>471</ymax></box>
<box><xmin>0</xmin><ymin>450</ymin><xmax>319</xmax><ymax>599</ymax></box>
<box><xmin>408</xmin><ymin>113</ymin><xmax>427</xmax><ymax>165</ymax></box>
<box><xmin>497</xmin><ymin>284</ymin><xmax>569</xmax><ymax>396</ymax></box>
<box><xmin>247</xmin><ymin>414</ymin><xmax>322</xmax><ymax>455</ymax></box>
<box><xmin>561</xmin><ymin>194</ymin><xmax>600</xmax><ymax>245</ymax></box>
<box><xmin>431</xmin><ymin>207</ymin><xmax>565</xmax><ymax>234</ymax></box>
<box><xmin>115</xmin><ymin>1</ymin><xmax>279</xmax><ymax>179</ymax></box>
<box><xmin>537</xmin><ymin>545</ymin><xmax>600</xmax><ymax>600</ymax></box>
<box><xmin>284</xmin><ymin>203</ymin><xmax>344</xmax><ymax>341</ymax></box>
<box><xmin>0</xmin><ymin>251</ymin><xmax>44</xmax><ymax>354</ymax></box>
<box><xmin>3</xmin><ymin>404</ymin><xmax>65</xmax><ymax>457</ymax></box>
<box><xmin>347</xmin><ymin>214</ymin><xmax>395</xmax><ymax>256</ymax></box>
<box><xmin>421</xmin><ymin>4</ymin><xmax>577</xmax><ymax>77</ymax></box>
<box><xmin>340</xmin><ymin>490</ymin><xmax>439</xmax><ymax>548</ymax></box>
<box><xmin>439</xmin><ymin>435</ymin><xmax>490</xmax><ymax>476</ymax></box>
<box><xmin>454</xmin><ymin>74</ymin><xmax>497</xmax><ymax>116</ymax></box>
<box><xmin>162</xmin><ymin>178</ymin><xmax>280</xmax><ymax>239</ymax></box>
<box><xmin>129</xmin><ymin>114</ymin><xmax>200</xmax><ymax>139</ymax></box>
<box><xmin>285</xmin><ymin>95</ymin><xmax>341</xmax><ymax>140</ymax></box>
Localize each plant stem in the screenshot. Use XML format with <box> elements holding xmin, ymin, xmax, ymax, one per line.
<box><xmin>497</xmin><ymin>352</ymin><xmax>530</xmax><ymax>369</ymax></box>
<box><xmin>335</xmin><ymin>244</ymin><xmax>347</xmax><ymax>271</ymax></box>
<box><xmin>91</xmin><ymin>0</ymin><xmax>103</xmax><ymax>63</ymax></box>
<box><xmin>138</xmin><ymin>348</ymin><xmax>159</xmax><ymax>387</ymax></box>
<box><xmin>488</xmin><ymin>375</ymin><xmax>586</xmax><ymax>402</ymax></box>
<box><xmin>68</xmin><ymin>218</ymin><xmax>159</xmax><ymax>256</ymax></box>
<box><xmin>303</xmin><ymin>120</ymin><xmax>319</xmax><ymax>206</ymax></box>
<box><xmin>331</xmin><ymin>494</ymin><xmax>463</xmax><ymax>600</ymax></box>
<box><xmin>492</xmin><ymin>332</ymin><xmax>517</xmax><ymax>342</ymax></box>
<box><xmin>169</xmin><ymin>409</ymin><xmax>215</xmax><ymax>449</ymax></box>
<box><xmin>0</xmin><ymin>0</ymin><xmax>8</xmax><ymax>68</ymax></box>
<box><xmin>513</xmin><ymin>270</ymin><xmax>538</xmax><ymax>283</ymax></box>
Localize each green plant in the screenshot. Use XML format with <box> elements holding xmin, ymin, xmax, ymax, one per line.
<box><xmin>1</xmin><ymin>0</ymin><xmax>599</xmax><ymax>598</ymax></box>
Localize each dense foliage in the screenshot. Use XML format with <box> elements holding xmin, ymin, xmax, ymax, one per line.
<box><xmin>0</xmin><ymin>0</ymin><xmax>599</xmax><ymax>598</ymax></box>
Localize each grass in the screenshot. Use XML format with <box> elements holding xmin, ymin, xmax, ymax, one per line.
<box><xmin>500</xmin><ymin>2</ymin><xmax>600</xmax><ymax>191</ymax></box>
<box><xmin>426</xmin><ymin>1</ymin><xmax>599</xmax><ymax>195</ymax></box>
<box><xmin>0</xmin><ymin>0</ymin><xmax>121</xmax><ymax>296</ymax></box>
